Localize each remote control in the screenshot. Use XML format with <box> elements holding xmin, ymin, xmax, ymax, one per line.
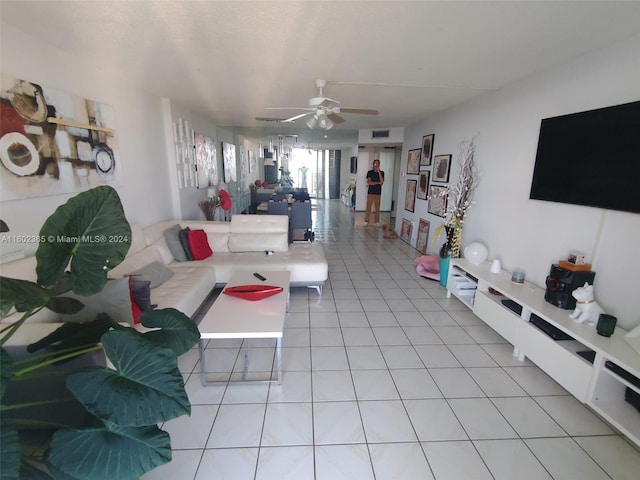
<box><xmin>253</xmin><ymin>272</ymin><xmax>266</xmax><ymax>281</ymax></box>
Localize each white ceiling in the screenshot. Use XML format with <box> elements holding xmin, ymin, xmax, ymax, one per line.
<box><xmin>2</xmin><ymin>1</ymin><xmax>640</xmax><ymax>147</ymax></box>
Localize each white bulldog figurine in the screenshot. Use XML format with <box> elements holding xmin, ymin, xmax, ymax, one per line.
<box><xmin>569</xmin><ymin>283</ymin><xmax>603</xmax><ymax>325</ymax></box>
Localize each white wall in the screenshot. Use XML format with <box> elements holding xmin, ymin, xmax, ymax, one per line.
<box><xmin>0</xmin><ymin>22</ymin><xmax>174</xmax><ymax>258</ymax></box>
<box><xmin>398</xmin><ymin>34</ymin><xmax>640</xmax><ymax>330</ymax></box>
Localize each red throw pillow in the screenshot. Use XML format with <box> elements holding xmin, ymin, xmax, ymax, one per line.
<box><xmin>188</xmin><ymin>229</ymin><xmax>213</xmax><ymax>260</ymax></box>
<box><xmin>128</xmin><ymin>276</ymin><xmax>143</xmax><ymax>325</ymax></box>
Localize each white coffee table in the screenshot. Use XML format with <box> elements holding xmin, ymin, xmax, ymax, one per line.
<box><xmin>197</xmin><ymin>270</ymin><xmax>290</xmax><ymax>386</ymax></box>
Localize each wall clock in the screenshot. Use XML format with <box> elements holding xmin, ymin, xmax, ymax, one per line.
<box><xmin>93</xmin><ymin>144</ymin><xmax>115</xmax><ymax>174</ymax></box>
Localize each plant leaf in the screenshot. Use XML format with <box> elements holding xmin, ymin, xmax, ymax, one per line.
<box><xmin>67</xmin><ymin>329</ymin><xmax>190</xmax><ymax>426</ymax></box>
<box><xmin>36</xmin><ymin>186</ymin><xmax>131</xmax><ymax>296</ymax></box>
<box><xmin>45</xmin><ymin>295</ymin><xmax>85</xmax><ymax>315</ymax></box>
<box><xmin>1</xmin><ymin>347</ymin><xmax>13</xmax><ymax>399</ymax></box>
<box><xmin>26</xmin><ymin>314</ymin><xmax>116</xmax><ymax>358</ymax></box>
<box><xmin>0</xmin><ymin>277</ymin><xmax>51</xmax><ymax>316</ymax></box>
<box><xmin>47</xmin><ymin>424</ymin><xmax>171</xmax><ymax>480</ymax></box>
<box><xmin>17</xmin><ymin>463</ymin><xmax>53</xmax><ymax>480</ymax></box>
<box><xmin>0</xmin><ymin>423</ymin><xmax>20</xmax><ymax>480</ymax></box>
<box><xmin>139</xmin><ymin>308</ymin><xmax>201</xmax><ymax>356</ymax></box>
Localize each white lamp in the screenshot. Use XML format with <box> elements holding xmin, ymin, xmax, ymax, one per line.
<box><xmin>463</xmin><ymin>242</ymin><xmax>489</xmax><ymax>265</ymax></box>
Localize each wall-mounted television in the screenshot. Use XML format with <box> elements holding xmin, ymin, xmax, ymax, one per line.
<box><xmin>529</xmin><ymin>100</ymin><xmax>640</xmax><ymax>214</ymax></box>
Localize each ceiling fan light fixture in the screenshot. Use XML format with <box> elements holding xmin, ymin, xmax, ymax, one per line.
<box><xmin>305</xmin><ymin>116</ymin><xmax>318</xmax><ymax>129</ymax></box>
<box><xmin>318</xmin><ymin>115</ymin><xmax>333</xmax><ymax>130</ymax></box>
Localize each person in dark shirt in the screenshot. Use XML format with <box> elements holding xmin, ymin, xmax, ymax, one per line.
<box><xmin>364</xmin><ymin>159</ymin><xmax>384</xmax><ymax>226</ymax></box>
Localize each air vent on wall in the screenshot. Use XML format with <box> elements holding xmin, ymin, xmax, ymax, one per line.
<box><xmin>372</xmin><ymin>130</ymin><xmax>390</xmax><ymax>138</ymax></box>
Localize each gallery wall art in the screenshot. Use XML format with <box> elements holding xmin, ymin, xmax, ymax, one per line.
<box><xmin>222</xmin><ymin>141</ymin><xmax>237</xmax><ymax>183</ymax></box>
<box><xmin>405</xmin><ymin>179</ymin><xmax>417</xmax><ymax>212</ymax></box>
<box><xmin>0</xmin><ymin>74</ymin><xmax>122</xmax><ymax>201</ymax></box>
<box><xmin>417</xmin><ymin>171</ymin><xmax>430</xmax><ymax>200</ymax></box>
<box><xmin>195</xmin><ymin>132</ymin><xmax>218</xmax><ymax>187</ymax></box>
<box><xmin>407</xmin><ymin>148</ymin><xmax>420</xmax><ymax>174</ymax></box>
<box><xmin>174</xmin><ymin>117</ymin><xmax>196</xmax><ymax>189</ymax></box>
<box><xmin>421</xmin><ymin>134</ymin><xmax>434</xmax><ymax>166</ymax></box>
<box><xmin>417</xmin><ymin>218</ymin><xmax>430</xmax><ymax>254</ymax></box>
<box><xmin>400</xmin><ymin>219</ymin><xmax>413</xmax><ymax>244</ymax></box>
<box><xmin>428</xmin><ymin>185</ymin><xmax>448</xmax><ymax>217</ymax></box>
<box><xmin>432</xmin><ymin>154</ymin><xmax>452</xmax><ymax>183</ymax></box>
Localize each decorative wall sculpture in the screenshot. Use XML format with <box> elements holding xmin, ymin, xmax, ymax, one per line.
<box><xmin>0</xmin><ymin>74</ymin><xmax>121</xmax><ymax>201</ymax></box>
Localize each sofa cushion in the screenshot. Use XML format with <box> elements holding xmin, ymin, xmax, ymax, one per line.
<box><xmin>130</xmin><ymin>296</ymin><xmax>143</xmax><ymax>325</ymax></box>
<box><xmin>129</xmin><ymin>261</ymin><xmax>175</xmax><ymax>289</ymax></box>
<box><xmin>129</xmin><ymin>278</ymin><xmax>152</xmax><ymax>311</ymax></box>
<box><xmin>179</xmin><ymin>227</ymin><xmax>194</xmax><ymax>261</ymax></box>
<box><xmin>164</xmin><ymin>224</ymin><xmax>188</xmax><ymax>262</ymax></box>
<box><xmin>228</xmin><ymin>233</ymin><xmax>288</xmax><ymax>253</ymax></box>
<box><xmin>188</xmin><ymin>229</ymin><xmax>213</xmax><ymax>260</ymax></box>
<box><xmin>107</xmin><ymin>245</ymin><xmax>165</xmax><ymax>279</ymax></box>
<box><xmin>228</xmin><ymin>215</ymin><xmax>289</xmax><ymax>252</ymax></box>
<box><xmin>154</xmin><ymin>237</ymin><xmax>176</xmax><ymax>265</ymax></box>
<box><xmin>206</xmin><ymin>242</ymin><xmax>328</xmax><ymax>286</ymax></box>
<box><xmin>179</xmin><ymin>221</ymin><xmax>231</xmax><ymax>253</ymax></box>
<box><xmin>128</xmin><ymin>223</ymin><xmax>147</xmax><ymax>255</ymax></box>
<box><xmin>59</xmin><ymin>278</ymin><xmax>133</xmax><ymax>325</ymax></box>
<box><xmin>152</xmin><ymin>264</ymin><xmax>216</xmax><ymax>317</ymax></box>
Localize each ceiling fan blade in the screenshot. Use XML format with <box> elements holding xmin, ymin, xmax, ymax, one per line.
<box><xmin>266</xmin><ymin>107</ymin><xmax>313</xmax><ymax>111</ymax></box>
<box><xmin>255</xmin><ymin>117</ymin><xmax>288</xmax><ymax>123</ymax></box>
<box><xmin>327</xmin><ymin>113</ymin><xmax>345</xmax><ymax>124</ymax></box>
<box><xmin>339</xmin><ymin>108</ymin><xmax>379</xmax><ymax>115</ymax></box>
<box><xmin>318</xmin><ymin>98</ymin><xmax>340</xmax><ymax>108</ymax></box>
<box><xmin>282</xmin><ymin>112</ymin><xmax>312</xmax><ymax>123</ymax></box>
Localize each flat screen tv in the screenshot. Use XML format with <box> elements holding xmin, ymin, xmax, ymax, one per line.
<box><xmin>529</xmin><ymin>100</ymin><xmax>640</xmax><ymax>214</ymax></box>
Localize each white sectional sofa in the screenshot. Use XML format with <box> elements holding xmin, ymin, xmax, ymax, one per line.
<box><xmin>1</xmin><ymin>215</ymin><xmax>328</xmax><ymax>345</ymax></box>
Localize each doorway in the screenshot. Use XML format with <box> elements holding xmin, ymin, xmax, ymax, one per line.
<box><xmin>289</xmin><ymin>148</ymin><xmax>326</xmax><ymax>198</ymax></box>
<box><xmin>354</xmin><ymin>149</ymin><xmax>396</xmax><ymax>212</ymax></box>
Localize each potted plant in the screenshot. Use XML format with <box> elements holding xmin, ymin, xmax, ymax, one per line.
<box><xmin>0</xmin><ymin>186</ymin><xmax>200</xmax><ymax>479</ymax></box>
<box><xmin>431</xmin><ymin>137</ymin><xmax>479</xmax><ymax>286</ymax></box>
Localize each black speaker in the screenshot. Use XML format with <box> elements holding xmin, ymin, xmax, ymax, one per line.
<box><xmin>544</xmin><ymin>264</ymin><xmax>596</xmax><ymax>309</ymax></box>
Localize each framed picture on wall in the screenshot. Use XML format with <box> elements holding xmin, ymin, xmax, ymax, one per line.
<box><xmin>421</xmin><ymin>134</ymin><xmax>434</xmax><ymax>166</ymax></box>
<box><xmin>248</xmin><ymin>149</ymin><xmax>255</xmax><ymax>173</ymax></box>
<box><xmin>222</xmin><ymin>141</ymin><xmax>237</xmax><ymax>182</ymax></box>
<box><xmin>400</xmin><ymin>219</ymin><xmax>413</xmax><ymax>244</ymax></box>
<box><xmin>417</xmin><ymin>219</ymin><xmax>430</xmax><ymax>254</ymax></box>
<box><xmin>407</xmin><ymin>148</ymin><xmax>421</xmax><ymax>174</ymax></box>
<box><xmin>405</xmin><ymin>179</ymin><xmax>417</xmax><ymax>212</ymax></box>
<box><xmin>417</xmin><ymin>171</ymin><xmax>430</xmax><ymax>200</ymax></box>
<box><xmin>428</xmin><ymin>185</ymin><xmax>448</xmax><ymax>217</ymax></box>
<box><xmin>432</xmin><ymin>154</ymin><xmax>452</xmax><ymax>183</ymax></box>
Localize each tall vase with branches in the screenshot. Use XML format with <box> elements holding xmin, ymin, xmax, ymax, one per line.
<box><xmin>433</xmin><ymin>136</ymin><xmax>479</xmax><ymax>258</ymax></box>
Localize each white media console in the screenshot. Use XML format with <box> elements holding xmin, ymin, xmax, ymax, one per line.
<box><xmin>447</xmin><ymin>258</ymin><xmax>640</xmax><ymax>447</ymax></box>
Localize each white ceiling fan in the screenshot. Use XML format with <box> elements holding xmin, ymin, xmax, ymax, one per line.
<box><xmin>265</xmin><ymin>79</ymin><xmax>378</xmax><ymax>130</ymax></box>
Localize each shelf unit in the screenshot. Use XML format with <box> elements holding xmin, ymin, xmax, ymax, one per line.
<box><xmin>446</xmin><ymin>258</ymin><xmax>640</xmax><ymax>447</ymax></box>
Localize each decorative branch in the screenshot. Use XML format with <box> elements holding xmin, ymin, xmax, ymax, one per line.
<box><xmin>430</xmin><ymin>135</ymin><xmax>480</xmax><ymax>257</ymax></box>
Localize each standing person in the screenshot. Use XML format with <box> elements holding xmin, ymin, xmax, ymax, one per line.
<box><xmin>364</xmin><ymin>159</ymin><xmax>384</xmax><ymax>227</ymax></box>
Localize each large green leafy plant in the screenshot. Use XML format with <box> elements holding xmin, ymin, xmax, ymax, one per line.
<box><xmin>0</xmin><ymin>186</ymin><xmax>200</xmax><ymax>479</ymax></box>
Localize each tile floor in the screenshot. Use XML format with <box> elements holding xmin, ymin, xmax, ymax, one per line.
<box><xmin>143</xmin><ymin>200</ymin><xmax>640</xmax><ymax>480</ymax></box>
